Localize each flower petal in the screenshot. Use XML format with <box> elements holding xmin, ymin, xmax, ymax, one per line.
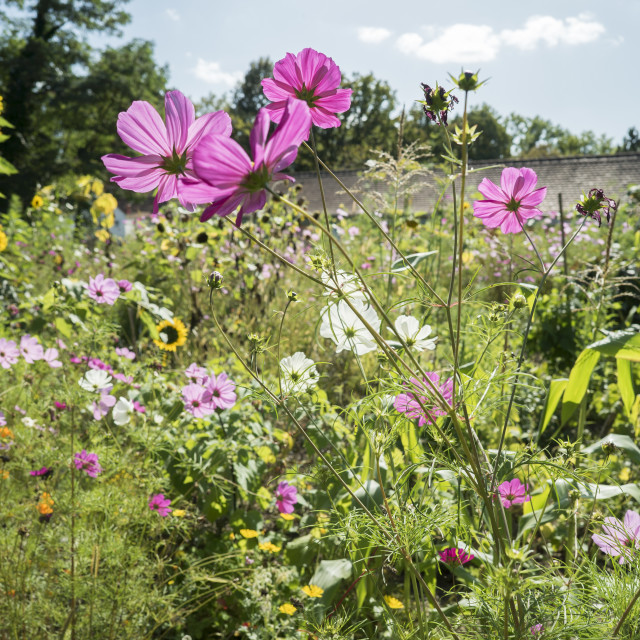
<box><xmin>500</xmin><ymin>167</ymin><xmax>521</xmax><ymax>198</ymax></box>
<box><xmin>477</xmin><ymin>177</ymin><xmax>507</xmax><ymax>202</ymax></box>
<box><xmin>117</xmin><ymin>101</ymin><xmax>170</xmax><ymax>156</ymax></box>
<box><xmin>261</xmin><ymin>78</ymin><xmax>295</xmax><ymax>102</ymax></box>
<box><xmin>164</xmin><ymin>90</ymin><xmax>195</xmax><ymax>154</ymax></box>
<box><xmin>272</xmin><ymin>52</ymin><xmax>303</xmax><ymax>91</ymax></box>
<box><xmin>314</xmin><ymin>89</ymin><xmax>352</xmax><ymax>115</ymax></box>
<box><xmin>187</xmin><ymin>110</ymin><xmax>232</xmax><ymax>151</ymax></box>
<box><xmin>193</xmin><ymin>135</ymin><xmax>252</xmax><ymax>188</ymax></box>
<box><xmin>264</xmin><ymin>99</ymin><xmax>311</xmax><ymax>172</ymax></box>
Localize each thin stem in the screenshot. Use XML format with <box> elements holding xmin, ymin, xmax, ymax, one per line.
<box><xmin>612</xmin><ymin>582</ymin><xmax>640</xmax><ymax>636</ymax></box>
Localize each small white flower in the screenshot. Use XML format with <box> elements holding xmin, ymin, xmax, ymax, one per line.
<box><xmin>393</xmin><ymin>315</ymin><xmax>437</xmax><ymax>351</ymax></box>
<box><xmin>112</xmin><ymin>397</ymin><xmax>134</xmax><ymax>426</ymax></box>
<box><xmin>280</xmin><ymin>352</ymin><xmax>319</xmax><ymax>394</ymax></box>
<box><xmin>321</xmin><ymin>269</ymin><xmax>367</xmax><ymax>301</ymax></box>
<box><xmin>79</xmin><ymin>369</ymin><xmax>113</xmax><ymax>393</ymax></box>
<box><xmin>320</xmin><ymin>300</ymin><xmax>381</xmax><ymax>355</ymax></box>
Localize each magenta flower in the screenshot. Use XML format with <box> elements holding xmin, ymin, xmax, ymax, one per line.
<box><xmin>262</xmin><ymin>48</ymin><xmax>352</xmax><ymax>129</ymax></box>
<box><xmin>43</xmin><ymin>348</ymin><xmax>62</xmax><ymax>368</ymax></box>
<box><xmin>439</xmin><ymin>548</ymin><xmax>474</xmax><ymax>566</ymax></box>
<box><xmin>54</xmin><ymin>401</ymin><xmax>68</xmax><ymax>411</ymax></box>
<box><xmin>74</xmin><ymin>450</ymin><xmax>103</xmax><ymax>477</ymax></box>
<box><xmin>30</xmin><ymin>466</ymin><xmax>53</xmax><ymax>478</ymax></box>
<box><xmin>115</xmin><ymin>346</ymin><xmax>136</xmax><ymax>361</ymax></box>
<box><xmin>275</xmin><ymin>481</ymin><xmax>298</xmax><ymax>514</ymax></box>
<box><xmin>592</xmin><ymin>510</ymin><xmax>640</xmax><ymax>564</ymax></box>
<box><xmin>132</xmin><ymin>400</ymin><xmax>146</xmax><ymax>414</ymax></box>
<box><xmin>117</xmin><ymin>279</ymin><xmax>133</xmax><ymax>293</ymax></box>
<box><xmin>473</xmin><ymin>168</ymin><xmax>547</xmax><ymax>234</ymax></box>
<box><xmin>149</xmin><ymin>493</ymin><xmax>172</xmax><ymax>517</ymax></box>
<box><xmin>497</xmin><ymin>479</ymin><xmax>531</xmax><ymax>509</ymax></box>
<box><xmin>204</xmin><ymin>372</ymin><xmax>237</xmax><ymax>410</ymax></box>
<box><xmin>20</xmin><ymin>335</ymin><xmax>44</xmax><ymax>363</ymax></box>
<box><xmin>102</xmin><ymin>91</ymin><xmax>232</xmax><ymax>213</ymax></box>
<box><xmin>394</xmin><ymin>373</ymin><xmax>453</xmax><ymax>426</ymax></box>
<box><xmin>87</xmin><ymin>274</ymin><xmax>120</xmax><ymax>305</ymax></box>
<box><xmin>182</xmin><ymin>383</ymin><xmax>215</xmax><ymax>418</ymax></box>
<box><xmin>193</xmin><ymin>98</ymin><xmax>311</xmax><ymax>226</ymax></box>
<box><xmin>0</xmin><ymin>338</ymin><xmax>19</xmax><ymax>369</ymax></box>
<box><xmin>530</xmin><ymin>624</ymin><xmax>544</xmax><ymax>636</ymax></box>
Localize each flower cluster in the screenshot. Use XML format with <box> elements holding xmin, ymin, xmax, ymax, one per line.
<box><xmin>182</xmin><ymin>364</ymin><xmax>237</xmax><ymax>417</ymax></box>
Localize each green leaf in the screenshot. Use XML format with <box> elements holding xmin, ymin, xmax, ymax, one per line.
<box><xmin>352</xmin><ymin>479</ymin><xmax>383</xmax><ymax>511</ymax></box>
<box><xmin>391</xmin><ymin>251</ymin><xmax>438</xmax><ymax>273</ymax></box>
<box><xmin>309</xmin><ymin>559</ymin><xmax>353</xmax><ymax>603</ymax></box>
<box><xmin>616</xmin><ymin>358</ymin><xmax>635</xmax><ymax>417</ymax></box>
<box><xmin>587</xmin><ymin>328</ymin><xmax>640</xmax><ymax>362</ymax></box>
<box><xmin>583</xmin><ymin>434</ymin><xmax>640</xmax><ymax>464</ymax></box>
<box><xmin>577</xmin><ymin>483</ymin><xmax>640</xmax><ymax>503</ymax></box>
<box><xmin>54</xmin><ymin>317</ymin><xmax>72</xmax><ymax>338</ymax></box>
<box><xmin>0</xmin><ymin>156</ymin><xmax>18</xmax><ymax>175</ymax></box>
<box><xmin>41</xmin><ymin>287</ymin><xmax>56</xmax><ymax>312</ymax></box>
<box><xmin>139</xmin><ymin>309</ymin><xmax>159</xmax><ymax>339</ymax></box>
<box><xmin>561</xmin><ymin>349</ymin><xmax>600</xmax><ymax>424</ymax></box>
<box><xmin>540</xmin><ymin>378</ymin><xmax>569</xmax><ymax>435</ymax></box>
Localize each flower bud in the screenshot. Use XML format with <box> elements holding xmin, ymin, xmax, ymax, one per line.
<box><xmin>286</xmin><ymin>290</ymin><xmax>298</xmax><ymax>302</ymax></box>
<box><xmin>601</xmin><ymin>440</ymin><xmax>619</xmax><ymax>456</ymax></box>
<box><xmin>512</xmin><ymin>293</ymin><xmax>527</xmax><ymax>309</ymax></box>
<box><xmin>575</xmin><ymin>188</ymin><xmax>617</xmax><ymax>227</ymax></box>
<box><xmin>420</xmin><ymin>82</ymin><xmax>458</xmax><ymax>126</ymax></box>
<box><xmin>450</xmin><ymin>69</ymin><xmax>484</xmax><ymax>92</ymax></box>
<box><xmin>207</xmin><ymin>271</ymin><xmax>223</xmax><ymax>289</ymax></box>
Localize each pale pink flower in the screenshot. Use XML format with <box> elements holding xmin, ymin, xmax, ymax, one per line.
<box><xmin>20</xmin><ymin>335</ymin><xmax>44</xmax><ymax>363</ymax></box>
<box><xmin>43</xmin><ymin>348</ymin><xmax>62</xmax><ymax>368</ymax></box>
<box><xmin>394</xmin><ymin>373</ymin><xmax>453</xmax><ymax>426</ymax></box>
<box><xmin>262</xmin><ymin>48</ymin><xmax>352</xmax><ymax>129</ymax></box>
<box><xmin>592</xmin><ymin>510</ymin><xmax>640</xmax><ymax>564</ymax></box>
<box><xmin>0</xmin><ymin>338</ymin><xmax>19</xmax><ymax>369</ymax></box>
<box><xmin>473</xmin><ymin>168</ymin><xmax>547</xmax><ymax>234</ymax></box>
<box><xmin>149</xmin><ymin>493</ymin><xmax>172</xmax><ymax>516</ymax></box>
<box><xmin>182</xmin><ymin>383</ymin><xmax>215</xmax><ymax>418</ymax></box>
<box><xmin>102</xmin><ymin>91</ymin><xmax>232</xmax><ymax>213</ymax></box>
<box><xmin>185</xmin><ymin>362</ymin><xmax>207</xmax><ymax>382</ymax></box>
<box><xmin>87</xmin><ymin>274</ymin><xmax>120</xmax><ymax>305</ymax></box>
<box><xmin>91</xmin><ymin>391</ymin><xmax>116</xmax><ymax>420</ymax></box>
<box><xmin>275</xmin><ymin>481</ymin><xmax>298</xmax><ymax>514</ymax></box>
<box><xmin>204</xmin><ymin>372</ymin><xmax>237</xmax><ymax>410</ymax></box>
<box><xmin>497</xmin><ymin>479</ymin><xmax>531</xmax><ymax>509</ymax></box>
<box><xmin>115</xmin><ymin>346</ymin><xmax>136</xmax><ymax>360</ymax></box>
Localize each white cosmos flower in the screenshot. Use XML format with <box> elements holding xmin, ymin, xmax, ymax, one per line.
<box><xmin>280</xmin><ymin>352</ymin><xmax>319</xmax><ymax>394</ymax></box>
<box><xmin>393</xmin><ymin>315</ymin><xmax>437</xmax><ymax>351</ymax></box>
<box><xmin>321</xmin><ymin>269</ymin><xmax>367</xmax><ymax>301</ymax></box>
<box><xmin>320</xmin><ymin>300</ymin><xmax>381</xmax><ymax>355</ymax></box>
<box><xmin>79</xmin><ymin>369</ymin><xmax>113</xmax><ymax>393</ymax></box>
<box><xmin>112</xmin><ymin>397</ymin><xmax>134</xmax><ymax>426</ymax></box>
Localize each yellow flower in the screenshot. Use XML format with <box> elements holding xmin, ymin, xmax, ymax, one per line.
<box><xmin>619</xmin><ymin>467</ymin><xmax>631</xmax><ymax>483</ymax></box>
<box><xmin>172</xmin><ymin>509</ymin><xmax>186</xmax><ymax>517</ymax></box>
<box><xmin>239</xmin><ymin>529</ymin><xmax>259</xmax><ymax>539</ymax></box>
<box><xmin>384</xmin><ymin>595</ymin><xmax>404</xmax><ymax>609</ymax></box>
<box><xmin>92</xmin><ymin>193</ymin><xmax>117</xmax><ymax>216</ymax></box>
<box><xmin>153</xmin><ymin>318</ymin><xmax>188</xmax><ymax>352</ymax></box>
<box><xmin>0</xmin><ymin>231</ymin><xmax>7</xmax><ymax>253</ymax></box>
<box><xmin>258</xmin><ymin>541</ymin><xmax>281</xmax><ymax>553</ymax></box>
<box><xmin>1</xmin><ymin>470</ymin><xmax>9</xmax><ymax>480</ymax></box>
<box><xmin>94</xmin><ymin>229</ymin><xmax>110</xmax><ymax>243</ymax></box>
<box><xmin>31</xmin><ymin>195</ymin><xmax>44</xmax><ymax>209</ymax></box>
<box><xmin>280</xmin><ymin>513</ymin><xmax>295</xmax><ymax>521</ymax></box>
<box><xmin>301</xmin><ymin>584</ymin><xmax>324</xmax><ymax>598</ymax></box>
<box><xmin>279</xmin><ymin>603</ymin><xmax>296</xmax><ymax>615</ymax></box>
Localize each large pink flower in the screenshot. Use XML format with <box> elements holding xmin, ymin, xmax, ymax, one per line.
<box><xmin>87</xmin><ymin>274</ymin><xmax>120</xmax><ymax>305</ymax></box>
<box><xmin>473</xmin><ymin>167</ymin><xmax>547</xmax><ymax>234</ymax></box>
<box><xmin>102</xmin><ymin>91</ymin><xmax>232</xmax><ymax>213</ymax></box>
<box><xmin>262</xmin><ymin>48</ymin><xmax>352</xmax><ymax>129</ymax></box>
<box><xmin>592</xmin><ymin>510</ymin><xmax>640</xmax><ymax>564</ymax></box>
<box><xmin>394</xmin><ymin>373</ymin><xmax>453</xmax><ymax>426</ymax></box>
<box><xmin>193</xmin><ymin>98</ymin><xmax>311</xmax><ymax>226</ymax></box>
<box><xmin>204</xmin><ymin>372</ymin><xmax>237</xmax><ymax>411</ymax></box>
<box><xmin>0</xmin><ymin>338</ymin><xmax>19</xmax><ymax>369</ymax></box>
<box><xmin>497</xmin><ymin>479</ymin><xmax>531</xmax><ymax>509</ymax></box>
<box><xmin>275</xmin><ymin>481</ymin><xmax>298</xmax><ymax>514</ymax></box>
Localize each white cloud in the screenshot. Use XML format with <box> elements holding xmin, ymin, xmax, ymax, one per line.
<box><xmin>500</xmin><ymin>14</ymin><xmax>605</xmax><ymax>50</ymax></box>
<box><xmin>396</xmin><ymin>24</ymin><xmax>500</xmax><ymax>63</ymax></box>
<box><xmin>396</xmin><ymin>14</ymin><xmax>606</xmax><ymax>63</ymax></box>
<box><xmin>193</xmin><ymin>59</ymin><xmax>242</xmax><ymax>86</ymax></box>
<box><xmin>357</xmin><ymin>27</ymin><xmax>392</xmax><ymax>44</ymax></box>
<box><xmin>165</xmin><ymin>8</ymin><xmax>180</xmax><ymax>22</ymax></box>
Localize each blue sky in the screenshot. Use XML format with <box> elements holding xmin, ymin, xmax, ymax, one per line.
<box><xmin>104</xmin><ymin>0</ymin><xmax>636</xmax><ymax>144</ymax></box>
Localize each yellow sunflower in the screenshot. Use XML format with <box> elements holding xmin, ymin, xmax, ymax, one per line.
<box><xmin>153</xmin><ymin>318</ymin><xmax>188</xmax><ymax>352</ymax></box>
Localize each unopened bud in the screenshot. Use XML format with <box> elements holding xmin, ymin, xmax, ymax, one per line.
<box><xmin>512</xmin><ymin>293</ymin><xmax>527</xmax><ymax>309</ymax></box>
<box><xmin>286</xmin><ymin>290</ymin><xmax>298</xmax><ymax>302</ymax></box>
<box><xmin>601</xmin><ymin>440</ymin><xmax>619</xmax><ymax>456</ymax></box>
<box><xmin>451</xmin><ymin>69</ymin><xmax>483</xmax><ymax>92</ymax></box>
<box><xmin>207</xmin><ymin>271</ymin><xmax>223</xmax><ymax>289</ymax></box>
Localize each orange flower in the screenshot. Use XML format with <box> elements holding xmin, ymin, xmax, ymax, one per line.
<box><xmin>37</xmin><ymin>492</ymin><xmax>54</xmax><ymax>515</ymax></box>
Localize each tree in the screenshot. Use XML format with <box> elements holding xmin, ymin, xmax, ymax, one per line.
<box><xmin>621</xmin><ymin>127</ymin><xmax>640</xmax><ymax>152</ymax></box>
<box><xmin>0</xmin><ymin>0</ymin><xmax>168</xmax><ymax>208</ymax></box>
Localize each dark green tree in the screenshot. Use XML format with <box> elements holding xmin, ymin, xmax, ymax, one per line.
<box><xmin>621</xmin><ymin>127</ymin><xmax>640</xmax><ymax>152</ymax></box>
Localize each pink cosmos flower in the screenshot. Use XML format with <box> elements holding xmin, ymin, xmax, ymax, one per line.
<box><xmin>112</xmin><ymin>372</ymin><xmax>134</xmax><ymax>385</ymax></box>
<box><xmin>133</xmin><ymin>400</ymin><xmax>146</xmax><ymax>414</ymax></box>
<box><xmin>185</xmin><ymin>362</ymin><xmax>207</xmax><ymax>383</ymax></box>
<box><xmin>117</xmin><ymin>279</ymin><xmax>132</xmax><ymax>293</ymax></box>
<box><xmin>0</xmin><ymin>338</ymin><xmax>19</xmax><ymax>369</ymax></box>
<box><xmin>497</xmin><ymin>479</ymin><xmax>531</xmax><ymax>509</ymax></box>
<box><xmin>54</xmin><ymin>401</ymin><xmax>68</xmax><ymax>411</ymax></box>
<box><xmin>102</xmin><ymin>91</ymin><xmax>232</xmax><ymax>213</ymax></box>
<box><xmin>592</xmin><ymin>510</ymin><xmax>640</xmax><ymax>564</ymax></box>
<box><xmin>30</xmin><ymin>466</ymin><xmax>53</xmax><ymax>478</ymax></box>
<box><xmin>439</xmin><ymin>548</ymin><xmax>474</xmax><ymax>566</ymax></box>
<box><xmin>0</xmin><ymin>411</ymin><xmax>5</xmax><ymax>426</ymax></box>
<box><xmin>473</xmin><ymin>168</ymin><xmax>547</xmax><ymax>234</ymax></box>
<box><xmin>20</xmin><ymin>335</ymin><xmax>44</xmax><ymax>363</ymax></box>
<box><xmin>530</xmin><ymin>624</ymin><xmax>544</xmax><ymax>636</ymax></box>
<box><xmin>115</xmin><ymin>346</ymin><xmax>136</xmax><ymax>361</ymax></box>
<box><xmin>149</xmin><ymin>493</ymin><xmax>172</xmax><ymax>517</ymax></box>
<box><xmin>394</xmin><ymin>373</ymin><xmax>453</xmax><ymax>426</ymax></box>
<box><xmin>182</xmin><ymin>383</ymin><xmax>215</xmax><ymax>418</ymax></box>
<box><xmin>193</xmin><ymin>98</ymin><xmax>311</xmax><ymax>226</ymax></box>
<box><xmin>73</xmin><ymin>450</ymin><xmax>102</xmax><ymax>477</ymax></box>
<box><xmin>87</xmin><ymin>274</ymin><xmax>120</xmax><ymax>305</ymax></box>
<box><xmin>261</xmin><ymin>48</ymin><xmax>352</xmax><ymax>129</ymax></box>
<box><xmin>275</xmin><ymin>481</ymin><xmax>298</xmax><ymax>514</ymax></box>
<box><xmin>91</xmin><ymin>391</ymin><xmax>116</xmax><ymax>420</ymax></box>
<box><xmin>204</xmin><ymin>372</ymin><xmax>237</xmax><ymax>410</ymax></box>
<box><xmin>43</xmin><ymin>348</ymin><xmax>62</xmax><ymax>368</ymax></box>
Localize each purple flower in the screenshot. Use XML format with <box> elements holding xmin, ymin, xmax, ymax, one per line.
<box><xmin>185</xmin><ymin>362</ymin><xmax>207</xmax><ymax>382</ymax></box>
<box><xmin>102</xmin><ymin>91</ymin><xmax>232</xmax><ymax>213</ymax></box>
<box><xmin>193</xmin><ymin>98</ymin><xmax>311</xmax><ymax>227</ymax></box>
<box><xmin>30</xmin><ymin>466</ymin><xmax>53</xmax><ymax>478</ymax></box>
<box><xmin>261</xmin><ymin>48</ymin><xmax>352</xmax><ymax>129</ymax></box>
<box><xmin>87</xmin><ymin>274</ymin><xmax>120</xmax><ymax>305</ymax></box>
<box><xmin>133</xmin><ymin>400</ymin><xmax>146</xmax><ymax>414</ymax></box>
<box><xmin>91</xmin><ymin>392</ymin><xmax>116</xmax><ymax>420</ymax></box>
<box><xmin>204</xmin><ymin>372</ymin><xmax>237</xmax><ymax>410</ymax></box>
<box><xmin>20</xmin><ymin>335</ymin><xmax>44</xmax><ymax>363</ymax></box>
<box><xmin>117</xmin><ymin>279</ymin><xmax>133</xmax><ymax>293</ymax></box>
<box><xmin>43</xmin><ymin>348</ymin><xmax>62</xmax><ymax>368</ymax></box>
<box><xmin>497</xmin><ymin>479</ymin><xmax>531</xmax><ymax>509</ymax></box>
<box><xmin>0</xmin><ymin>411</ymin><xmax>5</xmax><ymax>427</ymax></box>
<box><xmin>439</xmin><ymin>548</ymin><xmax>474</xmax><ymax>566</ymax></box>
<box><xmin>575</xmin><ymin>188</ymin><xmax>618</xmax><ymax>226</ymax></box>
<box><xmin>0</xmin><ymin>338</ymin><xmax>19</xmax><ymax>369</ymax></box>
<box><xmin>592</xmin><ymin>510</ymin><xmax>640</xmax><ymax>564</ymax></box>
<box><xmin>181</xmin><ymin>383</ymin><xmax>215</xmax><ymax>418</ymax></box>
<box><xmin>394</xmin><ymin>373</ymin><xmax>453</xmax><ymax>426</ymax></box>
<box><xmin>115</xmin><ymin>346</ymin><xmax>136</xmax><ymax>361</ymax></box>
<box><xmin>54</xmin><ymin>401</ymin><xmax>68</xmax><ymax>411</ymax></box>
<box><xmin>275</xmin><ymin>481</ymin><xmax>298</xmax><ymax>514</ymax></box>
<box><xmin>73</xmin><ymin>450</ymin><xmax>102</xmax><ymax>477</ymax></box>
<box><xmin>149</xmin><ymin>493</ymin><xmax>172</xmax><ymax>517</ymax></box>
<box><xmin>473</xmin><ymin>168</ymin><xmax>547</xmax><ymax>234</ymax></box>
<box><xmin>530</xmin><ymin>624</ymin><xmax>544</xmax><ymax>637</ymax></box>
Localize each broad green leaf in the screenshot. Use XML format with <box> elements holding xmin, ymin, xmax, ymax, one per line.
<box><xmin>561</xmin><ymin>349</ymin><xmax>600</xmax><ymax>424</ymax></box>
<box><xmin>352</xmin><ymin>479</ymin><xmax>383</xmax><ymax>511</ymax></box>
<box><xmin>616</xmin><ymin>358</ymin><xmax>635</xmax><ymax>417</ymax></box>
<box><xmin>391</xmin><ymin>251</ymin><xmax>437</xmax><ymax>273</ymax></box>
<box><xmin>0</xmin><ymin>156</ymin><xmax>18</xmax><ymax>175</ymax></box>
<box><xmin>54</xmin><ymin>317</ymin><xmax>72</xmax><ymax>338</ymax></box>
<box><xmin>587</xmin><ymin>329</ymin><xmax>640</xmax><ymax>362</ymax></box>
<box><xmin>540</xmin><ymin>378</ymin><xmax>569</xmax><ymax>435</ymax></box>
<box><xmin>578</xmin><ymin>483</ymin><xmax>640</xmax><ymax>503</ymax></box>
<box><xmin>309</xmin><ymin>559</ymin><xmax>353</xmax><ymax>603</ymax></box>
<box><xmin>41</xmin><ymin>287</ymin><xmax>56</xmax><ymax>312</ymax></box>
<box><xmin>583</xmin><ymin>434</ymin><xmax>640</xmax><ymax>464</ymax></box>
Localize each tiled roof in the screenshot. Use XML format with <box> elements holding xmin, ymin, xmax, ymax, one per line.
<box><xmin>284</xmin><ymin>153</ymin><xmax>640</xmax><ymax>215</ymax></box>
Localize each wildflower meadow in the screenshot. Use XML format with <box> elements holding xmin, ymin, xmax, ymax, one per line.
<box><xmin>1</xmin><ymin>18</ymin><xmax>640</xmax><ymax>640</ymax></box>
